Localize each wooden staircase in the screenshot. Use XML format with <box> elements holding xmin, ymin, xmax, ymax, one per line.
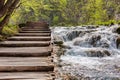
<box><xmin>0</xmin><ymin>22</ymin><xmax>54</xmax><ymax>80</ymax></box>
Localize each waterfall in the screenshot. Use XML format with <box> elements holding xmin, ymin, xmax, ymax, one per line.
<box><xmin>52</xmin><ymin>25</ymin><xmax>120</xmax><ymax>80</ymax></box>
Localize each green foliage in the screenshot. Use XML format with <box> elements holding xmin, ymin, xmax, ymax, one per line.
<box><xmin>118</xmin><ymin>21</ymin><xmax>120</xmax><ymax>25</ymax></box>
<box><xmin>97</xmin><ymin>20</ymin><xmax>116</xmax><ymax>26</ymax></box>
<box><xmin>2</xmin><ymin>25</ymin><xmax>19</xmax><ymax>36</ymax></box>
<box><xmin>9</xmin><ymin>0</ymin><xmax>120</xmax><ymax>26</ymax></box>
<box><xmin>0</xmin><ymin>35</ymin><xmax>4</xmax><ymax>41</ymax></box>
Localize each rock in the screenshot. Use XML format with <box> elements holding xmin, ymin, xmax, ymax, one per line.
<box><xmin>116</xmin><ymin>27</ymin><xmax>120</xmax><ymax>34</ymax></box>
<box><xmin>103</xmin><ymin>50</ymin><xmax>111</xmax><ymax>56</ymax></box>
<box><xmin>116</xmin><ymin>37</ymin><xmax>120</xmax><ymax>48</ymax></box>
<box><xmin>52</xmin><ymin>34</ymin><xmax>63</xmax><ymax>41</ymax></box>
<box><xmin>86</xmin><ymin>49</ymin><xmax>111</xmax><ymax>57</ymax></box>
<box><xmin>56</xmin><ymin>48</ymin><xmax>65</xmax><ymax>57</ymax></box>
<box><xmin>54</xmin><ymin>40</ymin><xmax>63</xmax><ymax>45</ymax></box>
<box><xmin>60</xmin><ymin>44</ymin><xmax>72</xmax><ymax>49</ymax></box>
<box><xmin>86</xmin><ymin>25</ymin><xmax>97</xmax><ymax>29</ymax></box>
<box><xmin>90</xmin><ymin>35</ymin><xmax>101</xmax><ymax>47</ymax></box>
<box><xmin>66</xmin><ymin>30</ymin><xmax>81</xmax><ymax>40</ymax></box>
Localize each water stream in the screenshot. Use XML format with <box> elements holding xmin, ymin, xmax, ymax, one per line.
<box><xmin>52</xmin><ymin>25</ymin><xmax>120</xmax><ymax>80</ymax></box>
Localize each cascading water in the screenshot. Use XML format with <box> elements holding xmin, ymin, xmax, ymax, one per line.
<box><xmin>52</xmin><ymin>25</ymin><xmax>120</xmax><ymax>80</ymax></box>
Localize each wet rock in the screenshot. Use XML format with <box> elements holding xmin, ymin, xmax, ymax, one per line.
<box><xmin>103</xmin><ymin>50</ymin><xmax>111</xmax><ymax>56</ymax></box>
<box><xmin>54</xmin><ymin>40</ymin><xmax>63</xmax><ymax>45</ymax></box>
<box><xmin>60</xmin><ymin>44</ymin><xmax>72</xmax><ymax>49</ymax></box>
<box><xmin>90</xmin><ymin>35</ymin><xmax>101</xmax><ymax>47</ymax></box>
<box><xmin>116</xmin><ymin>37</ymin><xmax>120</xmax><ymax>48</ymax></box>
<box><xmin>86</xmin><ymin>25</ymin><xmax>98</xmax><ymax>29</ymax></box>
<box><xmin>66</xmin><ymin>31</ymin><xmax>81</xmax><ymax>40</ymax></box>
<box><xmin>73</xmin><ymin>38</ymin><xmax>82</xmax><ymax>45</ymax></box>
<box><xmin>114</xmin><ymin>65</ymin><xmax>120</xmax><ymax>72</ymax></box>
<box><xmin>56</xmin><ymin>48</ymin><xmax>66</xmax><ymax>57</ymax></box>
<box><xmin>116</xmin><ymin>27</ymin><xmax>120</xmax><ymax>34</ymax></box>
<box><xmin>54</xmin><ymin>40</ymin><xmax>64</xmax><ymax>48</ymax></box>
<box><xmin>53</xmin><ymin>34</ymin><xmax>63</xmax><ymax>41</ymax></box>
<box><xmin>86</xmin><ymin>49</ymin><xmax>111</xmax><ymax>57</ymax></box>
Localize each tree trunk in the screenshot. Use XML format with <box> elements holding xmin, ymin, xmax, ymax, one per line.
<box><xmin>0</xmin><ymin>0</ymin><xmax>5</xmax><ymax>10</ymax></box>
<box><xmin>0</xmin><ymin>0</ymin><xmax>20</xmax><ymax>33</ymax></box>
<box><xmin>0</xmin><ymin>0</ymin><xmax>14</xmax><ymax>18</ymax></box>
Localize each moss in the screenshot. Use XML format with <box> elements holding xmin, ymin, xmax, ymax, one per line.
<box><xmin>2</xmin><ymin>25</ymin><xmax>19</xmax><ymax>37</ymax></box>
<box><xmin>54</xmin><ymin>40</ymin><xmax>64</xmax><ymax>47</ymax></box>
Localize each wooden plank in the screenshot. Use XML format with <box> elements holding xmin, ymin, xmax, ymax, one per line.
<box><xmin>16</xmin><ymin>33</ymin><xmax>51</xmax><ymax>36</ymax></box>
<box><xmin>0</xmin><ymin>41</ymin><xmax>50</xmax><ymax>47</ymax></box>
<box><xmin>20</xmin><ymin>31</ymin><xmax>51</xmax><ymax>33</ymax></box>
<box><xmin>0</xmin><ymin>57</ymin><xmax>54</xmax><ymax>72</ymax></box>
<box><xmin>0</xmin><ymin>47</ymin><xmax>52</xmax><ymax>57</ymax></box>
<box><xmin>0</xmin><ymin>72</ymin><xmax>54</xmax><ymax>80</ymax></box>
<box><xmin>21</xmin><ymin>28</ymin><xmax>50</xmax><ymax>31</ymax></box>
<box><xmin>8</xmin><ymin>36</ymin><xmax>51</xmax><ymax>41</ymax></box>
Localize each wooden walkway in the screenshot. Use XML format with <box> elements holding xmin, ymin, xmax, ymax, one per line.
<box><xmin>0</xmin><ymin>22</ymin><xmax>54</xmax><ymax>80</ymax></box>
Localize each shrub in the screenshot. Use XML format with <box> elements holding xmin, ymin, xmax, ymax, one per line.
<box><xmin>2</xmin><ymin>25</ymin><xmax>19</xmax><ymax>37</ymax></box>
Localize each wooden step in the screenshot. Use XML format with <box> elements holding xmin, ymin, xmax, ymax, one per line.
<box><xmin>21</xmin><ymin>28</ymin><xmax>50</xmax><ymax>31</ymax></box>
<box><xmin>0</xmin><ymin>72</ymin><xmax>54</xmax><ymax>80</ymax></box>
<box><xmin>0</xmin><ymin>47</ymin><xmax>52</xmax><ymax>57</ymax></box>
<box><xmin>0</xmin><ymin>41</ymin><xmax>50</xmax><ymax>47</ymax></box>
<box><xmin>16</xmin><ymin>33</ymin><xmax>51</xmax><ymax>36</ymax></box>
<box><xmin>20</xmin><ymin>31</ymin><xmax>51</xmax><ymax>33</ymax></box>
<box><xmin>0</xmin><ymin>57</ymin><xmax>54</xmax><ymax>72</ymax></box>
<box><xmin>21</xmin><ymin>27</ymin><xmax>49</xmax><ymax>29</ymax></box>
<box><xmin>8</xmin><ymin>36</ymin><xmax>51</xmax><ymax>41</ymax></box>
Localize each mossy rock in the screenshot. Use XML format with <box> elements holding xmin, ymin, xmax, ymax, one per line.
<box><xmin>56</xmin><ymin>48</ymin><xmax>66</xmax><ymax>57</ymax></box>
<box><xmin>60</xmin><ymin>44</ymin><xmax>72</xmax><ymax>49</ymax></box>
<box><xmin>54</xmin><ymin>40</ymin><xmax>63</xmax><ymax>45</ymax></box>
